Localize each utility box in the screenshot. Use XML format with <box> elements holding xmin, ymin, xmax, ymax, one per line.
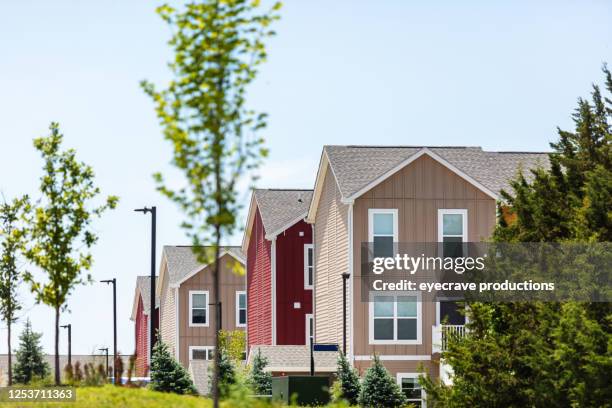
<box><xmin>272</xmin><ymin>376</ymin><xmax>330</xmax><ymax>406</ymax></box>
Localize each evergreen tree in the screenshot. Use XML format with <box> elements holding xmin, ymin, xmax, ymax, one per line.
<box><xmin>149</xmin><ymin>338</ymin><xmax>196</xmax><ymax>395</ymax></box>
<box><xmin>13</xmin><ymin>319</ymin><xmax>49</xmax><ymax>384</ymax></box>
<box><xmin>209</xmin><ymin>347</ymin><xmax>236</xmax><ymax>399</ymax></box>
<box><xmin>333</xmin><ymin>352</ymin><xmax>361</xmax><ymax>405</ymax></box>
<box><xmin>248</xmin><ymin>348</ymin><xmax>272</xmax><ymax>395</ymax></box>
<box><xmin>359</xmin><ymin>355</ymin><xmax>407</xmax><ymax>408</ymax></box>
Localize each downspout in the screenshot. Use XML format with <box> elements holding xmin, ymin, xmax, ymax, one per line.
<box><xmin>271</xmin><ymin>237</ymin><xmax>277</xmax><ymax>345</ymax></box>
<box><xmin>175</xmin><ymin>287</ymin><xmax>180</xmax><ymax>361</ymax></box>
<box><xmin>348</xmin><ymin>202</ymin><xmax>354</xmax><ymax>365</ymax></box>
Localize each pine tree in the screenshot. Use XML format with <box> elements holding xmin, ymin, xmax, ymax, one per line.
<box><xmin>209</xmin><ymin>348</ymin><xmax>236</xmax><ymax>399</ymax></box>
<box><xmin>248</xmin><ymin>348</ymin><xmax>272</xmax><ymax>395</ymax></box>
<box><xmin>333</xmin><ymin>352</ymin><xmax>361</xmax><ymax>405</ymax></box>
<box><xmin>149</xmin><ymin>338</ymin><xmax>196</xmax><ymax>395</ymax></box>
<box><xmin>359</xmin><ymin>355</ymin><xmax>407</xmax><ymax>408</ymax></box>
<box><xmin>12</xmin><ymin>319</ymin><xmax>49</xmax><ymax>384</ymax></box>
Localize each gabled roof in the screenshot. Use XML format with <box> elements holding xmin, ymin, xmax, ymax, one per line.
<box><xmin>307</xmin><ymin>146</ymin><xmax>549</xmax><ymax>222</ymax></box>
<box><xmin>247</xmin><ymin>345</ymin><xmax>338</xmax><ymax>373</ymax></box>
<box><xmin>242</xmin><ymin>189</ymin><xmax>313</xmax><ymax>252</ymax></box>
<box><xmin>130</xmin><ymin>275</ymin><xmax>158</xmax><ymax>321</ymax></box>
<box><xmin>159</xmin><ymin>246</ymin><xmax>245</xmax><ymax>292</ymax></box>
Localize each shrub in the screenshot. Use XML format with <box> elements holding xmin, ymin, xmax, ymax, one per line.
<box><xmin>209</xmin><ymin>347</ymin><xmax>236</xmax><ymax>398</ymax></box>
<box><xmin>332</xmin><ymin>352</ymin><xmax>361</xmax><ymax>405</ymax></box>
<box><xmin>13</xmin><ymin>320</ymin><xmax>50</xmax><ymax>384</ymax></box>
<box><xmin>114</xmin><ymin>355</ymin><xmax>124</xmax><ymax>385</ymax></box>
<box><xmin>149</xmin><ymin>338</ymin><xmax>196</xmax><ymax>395</ymax></box>
<box><xmin>359</xmin><ymin>355</ymin><xmax>407</xmax><ymax>408</ymax></box>
<box><xmin>248</xmin><ymin>348</ymin><xmax>272</xmax><ymax>395</ymax></box>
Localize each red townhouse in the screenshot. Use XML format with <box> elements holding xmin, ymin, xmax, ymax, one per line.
<box><xmin>130</xmin><ymin>275</ymin><xmax>159</xmax><ymax>377</ymax></box>
<box><xmin>243</xmin><ymin>189</ymin><xmax>314</xmax><ymax>352</ymax></box>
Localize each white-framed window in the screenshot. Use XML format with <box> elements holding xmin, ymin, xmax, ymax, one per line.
<box><xmin>189</xmin><ymin>290</ymin><xmax>209</xmax><ymax>327</ymax></box>
<box><xmin>305</xmin><ymin>314</ymin><xmax>314</xmax><ymax>345</ymax></box>
<box><xmin>369</xmin><ymin>291</ymin><xmax>421</xmax><ymax>345</ymax></box>
<box><xmin>189</xmin><ymin>346</ymin><xmax>214</xmax><ymax>361</ymax></box>
<box><xmin>236</xmin><ymin>290</ymin><xmax>246</xmax><ymax>327</ymax></box>
<box><xmin>304</xmin><ymin>244</ymin><xmax>314</xmax><ymax>289</ymax></box>
<box><xmin>397</xmin><ymin>373</ymin><xmax>425</xmax><ymax>408</ymax></box>
<box><xmin>368</xmin><ymin>209</ymin><xmax>398</xmax><ymax>258</ymax></box>
<box><xmin>437</xmin><ymin>209</ymin><xmax>467</xmax><ymax>257</ymax></box>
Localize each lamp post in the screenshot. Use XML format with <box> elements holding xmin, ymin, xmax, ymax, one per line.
<box><xmin>341</xmin><ymin>273</ymin><xmax>350</xmax><ymax>355</ymax></box>
<box><xmin>60</xmin><ymin>324</ymin><xmax>72</xmax><ymax>367</ymax></box>
<box><xmin>99</xmin><ymin>347</ymin><xmax>109</xmax><ymax>380</ymax></box>
<box><xmin>101</xmin><ymin>278</ymin><xmax>117</xmax><ymax>384</ymax></box>
<box><xmin>134</xmin><ymin>206</ymin><xmax>156</xmax><ymax>362</ymax></box>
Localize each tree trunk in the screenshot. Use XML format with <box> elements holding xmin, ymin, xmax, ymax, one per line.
<box><xmin>54</xmin><ymin>306</ymin><xmax>60</xmax><ymax>385</ymax></box>
<box><xmin>7</xmin><ymin>321</ymin><xmax>12</xmax><ymax>386</ymax></box>
<box><xmin>212</xmin><ymin>230</ymin><xmax>221</xmax><ymax>408</ymax></box>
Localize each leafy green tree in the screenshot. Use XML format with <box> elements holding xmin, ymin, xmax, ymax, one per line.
<box><xmin>0</xmin><ymin>196</ymin><xmax>28</xmax><ymax>385</ymax></box>
<box><xmin>210</xmin><ymin>347</ymin><xmax>236</xmax><ymax>399</ymax></box>
<box><xmin>23</xmin><ymin>123</ymin><xmax>118</xmax><ymax>385</ymax></box>
<box><xmin>359</xmin><ymin>355</ymin><xmax>407</xmax><ymax>408</ymax></box>
<box><xmin>141</xmin><ymin>1</ymin><xmax>280</xmax><ymax>406</ymax></box>
<box><xmin>332</xmin><ymin>352</ymin><xmax>361</xmax><ymax>405</ymax></box>
<box><xmin>149</xmin><ymin>338</ymin><xmax>196</xmax><ymax>395</ymax></box>
<box><xmin>248</xmin><ymin>348</ymin><xmax>271</xmax><ymax>395</ymax></box>
<box><xmin>219</xmin><ymin>330</ymin><xmax>246</xmax><ymax>362</ymax></box>
<box><xmin>423</xmin><ymin>66</ymin><xmax>612</xmax><ymax>407</ymax></box>
<box><xmin>13</xmin><ymin>319</ymin><xmax>50</xmax><ymax>384</ymax></box>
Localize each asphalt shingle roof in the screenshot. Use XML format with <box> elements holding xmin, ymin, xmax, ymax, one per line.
<box><xmin>324</xmin><ymin>146</ymin><xmax>550</xmax><ymax>198</ymax></box>
<box><xmin>135</xmin><ymin>275</ymin><xmax>158</xmax><ymax>314</ymax></box>
<box><xmin>163</xmin><ymin>246</ymin><xmax>245</xmax><ymax>286</ymax></box>
<box><xmin>254</xmin><ymin>189</ymin><xmax>313</xmax><ymax>235</ymax></box>
<box><xmin>248</xmin><ymin>345</ymin><xmax>338</xmax><ymax>372</ymax></box>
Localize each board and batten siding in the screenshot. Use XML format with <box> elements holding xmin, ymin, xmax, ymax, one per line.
<box><xmin>178</xmin><ymin>253</ymin><xmax>246</xmax><ymax>367</ymax></box>
<box><xmin>352</xmin><ymin>154</ymin><xmax>496</xmax><ymax>358</ymax></box>
<box><xmin>158</xmin><ymin>257</ymin><xmax>177</xmax><ymax>357</ymax></box>
<box><xmin>314</xmin><ymin>163</ymin><xmax>349</xmax><ymax>346</ymax></box>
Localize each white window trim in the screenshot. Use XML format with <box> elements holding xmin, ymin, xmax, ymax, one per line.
<box><xmin>369</xmin><ymin>291</ymin><xmax>422</xmax><ymax>345</ymax></box>
<box><xmin>305</xmin><ymin>313</ymin><xmax>313</xmax><ymax>345</ymax></box>
<box><xmin>368</xmin><ymin>208</ymin><xmax>399</xmax><ymax>243</ymax></box>
<box><xmin>304</xmin><ymin>244</ymin><xmax>314</xmax><ymax>289</ymax></box>
<box><xmin>188</xmin><ymin>290</ymin><xmax>209</xmax><ymax>328</ymax></box>
<box><xmin>236</xmin><ymin>290</ymin><xmax>246</xmax><ymax>328</ymax></box>
<box><xmin>437</xmin><ymin>209</ymin><xmax>468</xmax><ymax>243</ymax></box>
<box><xmin>397</xmin><ymin>372</ymin><xmax>426</xmax><ymax>408</ymax></box>
<box><xmin>189</xmin><ymin>345</ymin><xmax>214</xmax><ymax>361</ymax></box>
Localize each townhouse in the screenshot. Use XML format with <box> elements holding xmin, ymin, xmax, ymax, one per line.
<box><xmin>242</xmin><ymin>189</ymin><xmax>314</xmax><ymax>351</ymax></box>
<box><xmin>130</xmin><ymin>275</ymin><xmax>159</xmax><ymax>376</ymax></box>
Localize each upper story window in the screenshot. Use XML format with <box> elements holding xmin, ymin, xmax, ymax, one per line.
<box><xmin>368</xmin><ymin>209</ymin><xmax>398</xmax><ymax>258</ymax></box>
<box><xmin>369</xmin><ymin>292</ymin><xmax>421</xmax><ymax>345</ymax></box>
<box><xmin>190</xmin><ymin>346</ymin><xmax>214</xmax><ymax>361</ymax></box>
<box><xmin>438</xmin><ymin>209</ymin><xmax>467</xmax><ymax>257</ymax></box>
<box><xmin>304</xmin><ymin>244</ymin><xmax>314</xmax><ymax>289</ymax></box>
<box><xmin>189</xmin><ymin>290</ymin><xmax>209</xmax><ymax>327</ymax></box>
<box><xmin>305</xmin><ymin>314</ymin><xmax>314</xmax><ymax>345</ymax></box>
<box><xmin>236</xmin><ymin>291</ymin><xmax>246</xmax><ymax>327</ymax></box>
<box><xmin>397</xmin><ymin>373</ymin><xmax>425</xmax><ymax>408</ymax></box>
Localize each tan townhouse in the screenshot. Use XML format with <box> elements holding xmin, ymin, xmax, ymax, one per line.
<box><xmin>156</xmin><ymin>245</ymin><xmax>246</xmax><ymax>368</ymax></box>
<box><xmin>306</xmin><ymin>145</ymin><xmax>547</xmax><ymax>406</ymax></box>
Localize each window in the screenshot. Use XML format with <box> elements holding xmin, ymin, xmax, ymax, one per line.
<box><xmin>305</xmin><ymin>314</ymin><xmax>313</xmax><ymax>345</ymax></box>
<box><xmin>236</xmin><ymin>291</ymin><xmax>246</xmax><ymax>327</ymax></box>
<box><xmin>189</xmin><ymin>290</ymin><xmax>209</xmax><ymax>327</ymax></box>
<box><xmin>369</xmin><ymin>292</ymin><xmax>421</xmax><ymax>344</ymax></box>
<box><xmin>438</xmin><ymin>209</ymin><xmax>467</xmax><ymax>257</ymax></box>
<box><xmin>304</xmin><ymin>244</ymin><xmax>314</xmax><ymax>289</ymax></box>
<box><xmin>368</xmin><ymin>209</ymin><xmax>398</xmax><ymax>258</ymax></box>
<box><xmin>397</xmin><ymin>373</ymin><xmax>425</xmax><ymax>408</ymax></box>
<box><xmin>189</xmin><ymin>346</ymin><xmax>214</xmax><ymax>361</ymax></box>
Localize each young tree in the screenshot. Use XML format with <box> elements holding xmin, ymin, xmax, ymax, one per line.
<box><xmin>149</xmin><ymin>338</ymin><xmax>196</xmax><ymax>395</ymax></box>
<box><xmin>23</xmin><ymin>123</ymin><xmax>118</xmax><ymax>385</ymax></box>
<box><xmin>0</xmin><ymin>196</ymin><xmax>28</xmax><ymax>385</ymax></box>
<box><xmin>359</xmin><ymin>355</ymin><xmax>407</xmax><ymax>408</ymax></box>
<box><xmin>210</xmin><ymin>347</ymin><xmax>236</xmax><ymax>399</ymax></box>
<box><xmin>248</xmin><ymin>348</ymin><xmax>271</xmax><ymax>395</ymax></box>
<box><xmin>13</xmin><ymin>319</ymin><xmax>50</xmax><ymax>384</ymax></box>
<box><xmin>219</xmin><ymin>330</ymin><xmax>246</xmax><ymax>362</ymax></box>
<box><xmin>141</xmin><ymin>2</ymin><xmax>281</xmax><ymax>406</ymax></box>
<box><xmin>333</xmin><ymin>352</ymin><xmax>361</xmax><ymax>405</ymax></box>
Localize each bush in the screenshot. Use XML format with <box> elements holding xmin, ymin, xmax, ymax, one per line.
<box><xmin>209</xmin><ymin>347</ymin><xmax>236</xmax><ymax>398</ymax></box>
<box><xmin>359</xmin><ymin>355</ymin><xmax>407</xmax><ymax>408</ymax></box>
<box><xmin>149</xmin><ymin>338</ymin><xmax>196</xmax><ymax>395</ymax></box>
<box><xmin>332</xmin><ymin>352</ymin><xmax>361</xmax><ymax>405</ymax></box>
<box><xmin>248</xmin><ymin>348</ymin><xmax>272</xmax><ymax>395</ymax></box>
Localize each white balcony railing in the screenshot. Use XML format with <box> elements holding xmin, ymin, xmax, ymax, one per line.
<box><xmin>432</xmin><ymin>324</ymin><xmax>466</xmax><ymax>353</ymax></box>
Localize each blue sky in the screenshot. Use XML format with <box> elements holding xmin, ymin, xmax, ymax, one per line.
<box><xmin>0</xmin><ymin>0</ymin><xmax>610</xmax><ymax>355</ymax></box>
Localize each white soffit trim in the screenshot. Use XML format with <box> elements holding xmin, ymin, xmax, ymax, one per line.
<box><xmin>307</xmin><ymin>149</ymin><xmax>347</xmax><ymax>223</ymax></box>
<box><xmin>265</xmin><ymin>212</ymin><xmax>308</xmax><ymax>240</ymax></box>
<box><xmin>156</xmin><ymin>253</ymin><xmax>168</xmax><ymax>298</ymax></box>
<box><xmin>130</xmin><ymin>286</ymin><xmax>141</xmax><ymax>322</ymax></box>
<box><xmin>174</xmin><ymin>287</ymin><xmax>180</xmax><ymax>360</ymax></box>
<box><xmin>271</xmin><ymin>237</ymin><xmax>277</xmax><ymax>345</ymax></box>
<box><xmin>241</xmin><ymin>192</ymin><xmax>258</xmax><ymax>253</ymax></box>
<box><xmin>344</xmin><ymin>148</ymin><xmax>499</xmax><ymax>203</ymax></box>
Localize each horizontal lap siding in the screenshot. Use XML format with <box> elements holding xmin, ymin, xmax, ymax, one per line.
<box><xmin>353</xmin><ymin>155</ymin><xmax>496</xmax><ymax>357</ymax></box>
<box><xmin>159</xmin><ymin>258</ymin><xmax>177</xmax><ymax>357</ymax></box>
<box><xmin>134</xmin><ymin>297</ymin><xmax>149</xmax><ymax>377</ymax></box>
<box><xmin>247</xmin><ymin>209</ymin><xmax>272</xmax><ymax>350</ymax></box>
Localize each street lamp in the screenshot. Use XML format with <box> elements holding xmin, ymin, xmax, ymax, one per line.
<box><xmin>98</xmin><ymin>347</ymin><xmax>109</xmax><ymax>380</ymax></box>
<box><xmin>341</xmin><ymin>273</ymin><xmax>350</xmax><ymax>355</ymax></box>
<box><xmin>134</xmin><ymin>206</ymin><xmax>157</xmax><ymax>363</ymax></box>
<box><xmin>60</xmin><ymin>324</ymin><xmax>72</xmax><ymax>367</ymax></box>
<box><xmin>101</xmin><ymin>278</ymin><xmax>117</xmax><ymax>384</ymax></box>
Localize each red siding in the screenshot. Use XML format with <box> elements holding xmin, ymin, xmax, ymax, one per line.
<box><xmin>275</xmin><ymin>220</ymin><xmax>313</xmax><ymax>345</ymax></box>
<box><xmin>134</xmin><ymin>297</ymin><xmax>159</xmax><ymax>377</ymax></box>
<box><xmin>247</xmin><ymin>208</ymin><xmax>272</xmax><ymax>350</ymax></box>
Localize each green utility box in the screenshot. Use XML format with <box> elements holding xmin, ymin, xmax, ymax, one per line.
<box><xmin>272</xmin><ymin>376</ymin><xmax>331</xmax><ymax>406</ymax></box>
